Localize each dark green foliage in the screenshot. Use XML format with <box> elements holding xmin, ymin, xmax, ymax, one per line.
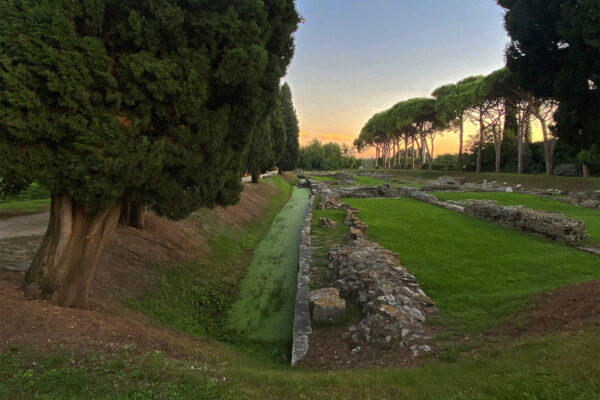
<box><xmin>298</xmin><ymin>140</ymin><xmax>360</xmax><ymax>170</ymax></box>
<box><xmin>246</xmin><ymin>117</ymin><xmax>275</xmax><ymax>180</ymax></box>
<box><xmin>433</xmin><ymin>154</ymin><xmax>459</xmax><ymax>170</ymax></box>
<box><xmin>278</xmin><ymin>83</ymin><xmax>300</xmax><ymax>171</ymax></box>
<box><xmin>498</xmin><ymin>0</ymin><xmax>600</xmax><ymax>149</ymax></box>
<box><xmin>0</xmin><ymin>0</ymin><xmax>299</xmax><ymax>218</ymax></box>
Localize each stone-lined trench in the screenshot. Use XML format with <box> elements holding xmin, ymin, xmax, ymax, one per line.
<box><xmin>226</xmin><ymin>186</ymin><xmax>310</xmax><ymax>342</ymax></box>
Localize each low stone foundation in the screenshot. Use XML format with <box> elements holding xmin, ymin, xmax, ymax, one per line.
<box><xmin>329</xmin><ymin>239</ymin><xmax>436</xmax><ymax>353</ymax></box>
<box><xmin>460</xmin><ymin>199</ymin><xmax>587</xmax><ymax>244</ymax></box>
<box><xmin>329</xmin><ymin>209</ymin><xmax>436</xmax><ymax>354</ymax></box>
<box><xmin>566</xmin><ymin>191</ymin><xmax>600</xmax><ymax>210</ymax></box>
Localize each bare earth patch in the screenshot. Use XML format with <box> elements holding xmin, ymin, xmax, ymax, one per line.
<box><xmin>0</xmin><ymin>182</ymin><xmax>277</xmax><ymax>359</ymax></box>
<box><xmin>498</xmin><ymin>280</ymin><xmax>600</xmax><ymax>336</ymax></box>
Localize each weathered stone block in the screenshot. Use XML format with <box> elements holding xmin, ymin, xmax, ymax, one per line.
<box><xmin>462</xmin><ymin>200</ymin><xmax>587</xmax><ymax>244</ymax></box>
<box><xmin>318</xmin><ymin>217</ymin><xmax>337</xmax><ymax>228</ymax></box>
<box><xmin>310</xmin><ymin>288</ymin><xmax>346</xmax><ymax>324</ymax></box>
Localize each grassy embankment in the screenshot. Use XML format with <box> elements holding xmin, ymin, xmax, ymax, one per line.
<box><xmin>129</xmin><ymin>175</ymin><xmax>300</xmax><ymax>361</ymax></box>
<box><xmin>435</xmin><ymin>192</ymin><xmax>600</xmax><ymax>244</ymax></box>
<box><xmin>2</xmin><ymin>175</ymin><xmax>600</xmax><ymax>399</ymax></box>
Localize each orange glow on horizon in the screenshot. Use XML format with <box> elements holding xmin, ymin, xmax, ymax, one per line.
<box><xmin>300</xmin><ymin>120</ymin><xmax>545</xmax><ymax>159</ymax></box>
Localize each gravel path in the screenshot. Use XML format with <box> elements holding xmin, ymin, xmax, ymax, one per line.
<box><xmin>0</xmin><ymin>211</ymin><xmax>49</xmax><ymax>240</ymax></box>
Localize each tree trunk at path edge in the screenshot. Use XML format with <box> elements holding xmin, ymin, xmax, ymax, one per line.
<box><xmin>458</xmin><ymin>118</ymin><xmax>464</xmax><ymax>171</ymax></box>
<box><xmin>119</xmin><ymin>201</ymin><xmax>146</xmax><ymax>229</ymax></box>
<box><xmin>251</xmin><ymin>172</ymin><xmax>260</xmax><ymax>183</ymax></box>
<box><xmin>278</xmin><ymin>168</ymin><xmax>283</xmax><ymax>175</ymax></box>
<box><xmin>582</xmin><ymin>164</ymin><xmax>591</xmax><ymax>177</ymax></box>
<box><xmin>476</xmin><ymin>116</ymin><xmax>484</xmax><ymax>173</ymax></box>
<box><xmin>23</xmin><ymin>195</ymin><xmax>122</xmax><ymax>308</ymax></box>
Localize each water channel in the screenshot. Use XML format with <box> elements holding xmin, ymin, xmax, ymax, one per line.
<box><xmin>227</xmin><ymin>186</ymin><xmax>310</xmax><ymax>343</ymax></box>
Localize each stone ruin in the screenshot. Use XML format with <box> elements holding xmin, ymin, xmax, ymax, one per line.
<box><xmin>335</xmin><ymin>171</ymin><xmax>355</xmax><ymax>185</ymax></box>
<box><xmin>328</xmin><ymin>208</ymin><xmax>436</xmax><ymax>353</ymax></box>
<box><xmin>318</xmin><ymin>217</ymin><xmax>337</xmax><ymax>228</ymax></box>
<box><xmin>309</xmin><ymin>179</ymin><xmax>590</xmax><ymax>247</ymax></box>
<box><xmin>310</xmin><ymin>287</ymin><xmax>346</xmax><ymax>324</ymax></box>
<box><xmin>317</xmin><ymin>197</ymin><xmax>347</xmax><ymax>210</ymax></box>
<box><xmin>459</xmin><ymin>199</ymin><xmax>587</xmax><ymax>245</ymax></box>
<box><xmin>566</xmin><ymin>191</ymin><xmax>600</xmax><ymax>210</ymax></box>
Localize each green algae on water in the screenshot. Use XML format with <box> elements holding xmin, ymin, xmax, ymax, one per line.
<box><xmin>226</xmin><ymin>187</ymin><xmax>310</xmax><ymax>342</ymax></box>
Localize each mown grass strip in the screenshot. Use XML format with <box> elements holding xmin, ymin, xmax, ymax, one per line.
<box><xmin>434</xmin><ymin>191</ymin><xmax>600</xmax><ymax>243</ymax></box>
<box><xmin>343</xmin><ymin>197</ymin><xmax>600</xmax><ymax>333</ymax></box>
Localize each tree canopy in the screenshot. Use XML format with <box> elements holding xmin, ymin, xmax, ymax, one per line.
<box><xmin>0</xmin><ymin>0</ymin><xmax>299</xmax><ymax>307</ymax></box>
<box><xmin>498</xmin><ymin>0</ymin><xmax>600</xmax><ymax>149</ymax></box>
<box><xmin>278</xmin><ymin>83</ymin><xmax>300</xmax><ymax>171</ymax></box>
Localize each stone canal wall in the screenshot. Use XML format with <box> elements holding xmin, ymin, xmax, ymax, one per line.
<box><xmin>291</xmin><ymin>195</ymin><xmax>314</xmax><ymax>366</ymax></box>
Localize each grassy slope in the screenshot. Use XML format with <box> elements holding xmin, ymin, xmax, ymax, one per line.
<box><xmin>343</xmin><ymin>198</ymin><xmax>600</xmax><ymax>332</ymax></box>
<box><xmin>2</xmin><ymin>328</ymin><xmax>598</xmax><ymax>399</ymax></box>
<box><xmin>435</xmin><ymin>192</ymin><xmax>600</xmax><ymax>243</ymax></box>
<box><xmin>130</xmin><ymin>175</ymin><xmax>295</xmax><ymax>360</ymax></box>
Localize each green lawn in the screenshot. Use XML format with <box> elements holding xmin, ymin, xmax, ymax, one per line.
<box><xmin>371</xmin><ymin>169</ymin><xmax>600</xmax><ymax>192</ymax></box>
<box><xmin>310</xmin><ymin>175</ymin><xmax>336</xmax><ymax>182</ymax></box>
<box><xmin>343</xmin><ymin>198</ymin><xmax>600</xmax><ymax>332</ymax></box>
<box><xmin>354</xmin><ymin>175</ymin><xmax>387</xmax><ymax>186</ymax></box>
<box><xmin>0</xmin><ymin>199</ymin><xmax>50</xmax><ymax>213</ymax></box>
<box><xmin>434</xmin><ymin>192</ymin><xmax>600</xmax><ymax>243</ymax></box>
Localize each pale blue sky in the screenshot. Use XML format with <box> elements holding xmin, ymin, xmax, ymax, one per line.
<box><xmin>285</xmin><ymin>0</ymin><xmax>509</xmax><ymax>153</ymax></box>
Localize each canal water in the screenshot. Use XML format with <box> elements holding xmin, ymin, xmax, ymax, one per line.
<box><xmin>226</xmin><ymin>186</ymin><xmax>310</xmax><ymax>342</ymax></box>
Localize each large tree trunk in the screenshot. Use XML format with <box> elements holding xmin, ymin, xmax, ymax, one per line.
<box><xmin>23</xmin><ymin>195</ymin><xmax>121</xmax><ymax>308</ymax></box>
<box><xmin>582</xmin><ymin>164</ymin><xmax>591</xmax><ymax>177</ymax></box>
<box><xmin>251</xmin><ymin>171</ymin><xmax>260</xmax><ymax>183</ymax></box>
<box><xmin>458</xmin><ymin>117</ymin><xmax>464</xmax><ymax>171</ymax></box>
<box><xmin>278</xmin><ymin>168</ymin><xmax>283</xmax><ymax>175</ymax></box>
<box><xmin>119</xmin><ymin>201</ymin><xmax>146</xmax><ymax>229</ymax></box>
<box><xmin>476</xmin><ymin>115</ymin><xmax>484</xmax><ymax>173</ymax></box>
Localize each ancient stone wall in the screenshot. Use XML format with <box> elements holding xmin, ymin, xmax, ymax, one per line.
<box><xmin>291</xmin><ymin>195</ymin><xmax>314</xmax><ymax>366</ymax></box>
<box><xmin>461</xmin><ymin>200</ymin><xmax>587</xmax><ymax>244</ymax></box>
<box><xmin>329</xmin><ymin>209</ymin><xmax>437</xmax><ymax>355</ymax></box>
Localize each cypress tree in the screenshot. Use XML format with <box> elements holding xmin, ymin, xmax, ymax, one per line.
<box><xmin>0</xmin><ymin>0</ymin><xmax>299</xmax><ymax>307</ymax></box>
<box><xmin>278</xmin><ymin>83</ymin><xmax>300</xmax><ymax>172</ymax></box>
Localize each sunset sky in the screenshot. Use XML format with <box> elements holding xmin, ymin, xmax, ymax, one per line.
<box><xmin>284</xmin><ymin>0</ymin><xmax>515</xmax><ymax>157</ymax></box>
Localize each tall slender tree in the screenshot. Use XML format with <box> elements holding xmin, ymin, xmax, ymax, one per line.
<box><xmin>278</xmin><ymin>83</ymin><xmax>300</xmax><ymax>172</ymax></box>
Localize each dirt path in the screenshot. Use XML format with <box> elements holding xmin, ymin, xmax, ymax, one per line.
<box><xmin>0</xmin><ymin>211</ymin><xmax>48</xmax><ymax>240</ymax></box>
<box><xmin>0</xmin><ymin>212</ymin><xmax>48</xmax><ymax>271</ymax></box>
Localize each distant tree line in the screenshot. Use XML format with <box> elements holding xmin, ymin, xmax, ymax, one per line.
<box><xmin>355</xmin><ymin>0</ymin><xmax>598</xmax><ymax>176</ymax></box>
<box><xmin>298</xmin><ymin>140</ymin><xmax>361</xmax><ymax>170</ymax></box>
